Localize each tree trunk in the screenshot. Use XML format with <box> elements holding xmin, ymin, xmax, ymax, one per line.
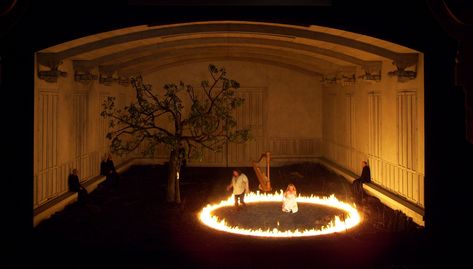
<box><xmin>167</xmin><ymin>149</ymin><xmax>181</xmax><ymax>203</ymax></box>
<box><xmin>175</xmin><ymin>168</ymin><xmax>181</xmax><ymax>204</ymax></box>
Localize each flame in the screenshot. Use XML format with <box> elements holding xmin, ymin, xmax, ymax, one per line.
<box><xmin>198</xmin><ymin>190</ymin><xmax>361</xmax><ymax>237</ymax></box>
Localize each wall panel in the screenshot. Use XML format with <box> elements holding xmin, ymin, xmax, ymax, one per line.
<box><xmin>34</xmin><ymin>91</ymin><xmax>59</xmax><ymax>207</ymax></box>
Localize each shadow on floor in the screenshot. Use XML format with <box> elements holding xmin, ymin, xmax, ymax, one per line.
<box><xmin>25</xmin><ymin>163</ymin><xmax>428</xmax><ymax>269</ymax></box>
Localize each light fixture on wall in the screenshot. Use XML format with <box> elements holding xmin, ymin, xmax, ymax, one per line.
<box><xmin>72</xmin><ymin>60</ymin><xmax>98</xmax><ymax>84</ymax></box>
<box><xmin>335</xmin><ymin>66</ymin><xmax>357</xmax><ymax>86</ymax></box>
<box><xmin>36</xmin><ymin>56</ymin><xmax>67</xmax><ymax>83</ymax></box>
<box><xmin>359</xmin><ymin>61</ymin><xmax>382</xmax><ymax>82</ymax></box>
<box><xmin>321</xmin><ymin>74</ymin><xmax>356</xmax><ymax>86</ymax></box>
<box><xmin>388</xmin><ymin>57</ymin><xmax>418</xmax><ymax>82</ymax></box>
<box><xmin>37</xmin><ymin>67</ymin><xmax>67</xmax><ymax>83</ymax></box>
<box><xmin>339</xmin><ymin>74</ymin><xmax>356</xmax><ymax>86</ymax></box>
<box><xmin>359</xmin><ymin>71</ymin><xmax>381</xmax><ymax>82</ymax></box>
<box><xmin>117</xmin><ymin>76</ymin><xmax>130</xmax><ymax>86</ymax></box>
<box><xmin>388</xmin><ymin>67</ymin><xmax>417</xmax><ymax>82</ymax></box>
<box><xmin>74</xmin><ymin>70</ymin><xmax>98</xmax><ymax>83</ymax></box>
<box><xmin>321</xmin><ymin>75</ymin><xmax>338</xmax><ymax>86</ymax></box>
<box><xmin>99</xmin><ymin>73</ymin><xmax>115</xmax><ymax>86</ymax></box>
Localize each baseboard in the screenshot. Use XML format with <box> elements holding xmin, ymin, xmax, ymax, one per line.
<box><xmin>318</xmin><ymin>158</ymin><xmax>425</xmax><ymax>226</ymax></box>
<box><xmin>33</xmin><ymin>192</ymin><xmax>78</xmax><ymax>227</ymax></box>
<box><xmin>271</xmin><ymin>155</ymin><xmax>322</xmax><ymax>166</ymax></box>
<box><xmin>33</xmin><ymin>156</ymin><xmax>426</xmax><ymax>227</ymax></box>
<box><xmin>33</xmin><ymin>158</ymin><xmax>140</xmax><ymax>227</ymax></box>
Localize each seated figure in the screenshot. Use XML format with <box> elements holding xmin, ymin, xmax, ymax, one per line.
<box><xmin>68</xmin><ymin>169</ymin><xmax>88</xmax><ymax>203</ymax></box>
<box><xmin>282</xmin><ymin>183</ymin><xmax>298</xmax><ymax>213</ymax></box>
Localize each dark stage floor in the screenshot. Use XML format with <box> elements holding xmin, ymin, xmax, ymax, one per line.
<box><xmin>24</xmin><ymin>163</ymin><xmax>427</xmax><ymax>268</ymax></box>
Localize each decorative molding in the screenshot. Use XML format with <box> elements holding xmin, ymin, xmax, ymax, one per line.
<box><xmin>98</xmin><ymin>65</ymin><xmax>116</xmax><ymax>86</ymax></box>
<box><xmin>74</xmin><ymin>71</ymin><xmax>98</xmax><ymax>83</ymax></box>
<box><xmin>97</xmin><ymin>66</ymin><xmax>130</xmax><ymax>86</ymax></box>
<box><xmin>36</xmin><ymin>53</ymin><xmax>67</xmax><ymax>83</ymax></box>
<box><xmin>339</xmin><ymin>74</ymin><xmax>356</xmax><ymax>86</ymax></box>
<box><xmin>322</xmin><ymin>66</ymin><xmax>357</xmax><ymax>86</ymax></box>
<box><xmin>388</xmin><ymin>68</ymin><xmax>417</xmax><ymax>82</ymax></box>
<box><xmin>117</xmin><ymin>76</ymin><xmax>130</xmax><ymax>86</ymax></box>
<box><xmin>388</xmin><ymin>53</ymin><xmax>419</xmax><ymax>82</ymax></box>
<box><xmin>321</xmin><ymin>75</ymin><xmax>338</xmax><ymax>85</ymax></box>
<box><xmin>98</xmin><ymin>73</ymin><xmax>115</xmax><ymax>86</ymax></box>
<box><xmin>337</xmin><ymin>66</ymin><xmax>357</xmax><ymax>86</ymax></box>
<box><xmin>38</xmin><ymin>69</ymin><xmax>67</xmax><ymax>83</ymax></box>
<box><xmin>321</xmin><ymin>76</ymin><xmax>349</xmax><ymax>86</ymax></box>
<box><xmin>392</xmin><ymin>53</ymin><xmax>419</xmax><ymax>69</ymax></box>
<box><xmin>359</xmin><ymin>72</ymin><xmax>381</xmax><ymax>81</ymax></box>
<box><xmin>73</xmin><ymin>60</ymin><xmax>98</xmax><ymax>83</ymax></box>
<box><xmin>360</xmin><ymin>61</ymin><xmax>382</xmax><ymax>81</ymax></box>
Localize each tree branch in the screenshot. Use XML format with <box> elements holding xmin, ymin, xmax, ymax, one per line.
<box><xmin>109</xmin><ymin>113</ymin><xmax>174</xmax><ymax>137</ymax></box>
<box><xmin>102</xmin><ymin>65</ymin><xmax>250</xmax><ymax>169</ymax></box>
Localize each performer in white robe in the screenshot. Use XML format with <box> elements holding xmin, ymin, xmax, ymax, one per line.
<box><xmin>282</xmin><ymin>184</ymin><xmax>298</xmax><ymax>213</ymax></box>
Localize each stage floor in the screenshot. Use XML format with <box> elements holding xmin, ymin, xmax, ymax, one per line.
<box><xmin>28</xmin><ymin>163</ymin><xmax>426</xmax><ymax>268</ymax></box>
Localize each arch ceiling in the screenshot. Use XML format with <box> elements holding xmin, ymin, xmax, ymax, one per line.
<box><xmin>36</xmin><ymin>21</ymin><xmax>420</xmax><ymax>80</ymax></box>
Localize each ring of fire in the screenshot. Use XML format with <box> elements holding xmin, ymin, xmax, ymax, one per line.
<box><xmin>198</xmin><ymin>190</ymin><xmax>362</xmax><ymax>237</ymax></box>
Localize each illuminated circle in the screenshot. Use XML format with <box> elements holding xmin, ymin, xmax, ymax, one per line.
<box><xmin>198</xmin><ymin>190</ymin><xmax>362</xmax><ymax>237</ymax></box>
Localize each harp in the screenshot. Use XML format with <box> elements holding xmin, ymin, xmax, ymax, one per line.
<box><xmin>252</xmin><ymin>152</ymin><xmax>272</xmax><ymax>192</ymax></box>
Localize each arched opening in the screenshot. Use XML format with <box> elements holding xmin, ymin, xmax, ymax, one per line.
<box><xmin>33</xmin><ymin>21</ymin><xmax>424</xmax><ymax>226</ymax></box>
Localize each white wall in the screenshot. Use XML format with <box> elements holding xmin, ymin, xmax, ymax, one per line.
<box><xmin>33</xmin><ymin>58</ymin><xmax>135</xmax><ymax>208</ymax></box>
<box><xmin>34</xmin><ymin>56</ymin><xmax>425</xmax><ymax>211</ymax></box>
<box><xmin>322</xmin><ymin>58</ymin><xmax>425</xmax><ymax>207</ymax></box>
<box><xmin>142</xmin><ymin>61</ymin><xmax>323</xmax><ymax>166</ymax></box>
<box><xmin>33</xmin><ymin>59</ymin><xmax>324</xmax><ymax>208</ymax></box>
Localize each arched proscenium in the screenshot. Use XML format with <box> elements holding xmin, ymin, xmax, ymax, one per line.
<box><xmin>37</xmin><ymin>21</ymin><xmax>417</xmax><ymax>79</ymax></box>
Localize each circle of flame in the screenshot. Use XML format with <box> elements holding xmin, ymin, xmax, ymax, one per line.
<box><xmin>198</xmin><ymin>190</ymin><xmax>362</xmax><ymax>237</ymax></box>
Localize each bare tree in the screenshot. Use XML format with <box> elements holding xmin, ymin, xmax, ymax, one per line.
<box><xmin>101</xmin><ymin>64</ymin><xmax>251</xmax><ymax>203</ymax></box>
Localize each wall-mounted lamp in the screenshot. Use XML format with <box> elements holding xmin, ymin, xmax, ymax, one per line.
<box><xmin>74</xmin><ymin>70</ymin><xmax>98</xmax><ymax>83</ymax></box>
<box><xmin>38</xmin><ymin>68</ymin><xmax>67</xmax><ymax>83</ymax></box>
<box><xmin>99</xmin><ymin>73</ymin><xmax>115</xmax><ymax>86</ymax></box>
<box><xmin>388</xmin><ymin>68</ymin><xmax>417</xmax><ymax>82</ymax></box>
